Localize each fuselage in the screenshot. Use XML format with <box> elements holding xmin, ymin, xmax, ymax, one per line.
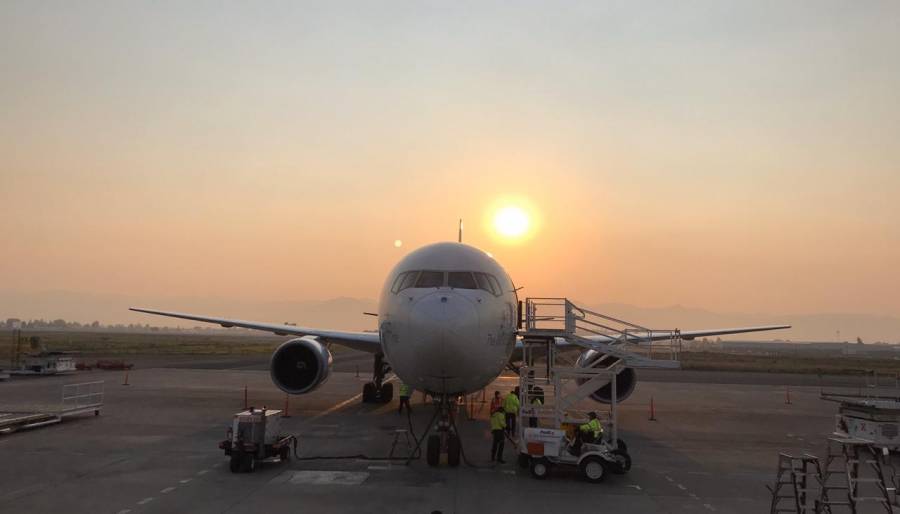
<box><xmin>377</xmin><ymin>242</ymin><xmax>518</xmax><ymax>395</ymax></box>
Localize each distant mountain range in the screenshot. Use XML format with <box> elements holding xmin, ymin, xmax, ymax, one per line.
<box><xmin>1</xmin><ymin>290</ymin><xmax>897</xmax><ymax>342</ymax></box>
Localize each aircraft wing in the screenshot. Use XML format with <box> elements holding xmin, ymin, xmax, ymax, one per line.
<box><xmin>129</xmin><ymin>307</ymin><xmax>382</xmax><ymax>353</ymax></box>
<box><xmin>577</xmin><ymin>324</ymin><xmax>791</xmax><ymax>344</ymax></box>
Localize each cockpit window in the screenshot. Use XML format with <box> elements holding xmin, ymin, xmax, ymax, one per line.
<box><xmin>395</xmin><ymin>271</ymin><xmax>419</xmax><ymax>292</ymax></box>
<box><xmin>415</xmin><ymin>271</ymin><xmax>444</xmax><ymax>288</ymax></box>
<box><xmin>487</xmin><ymin>274</ymin><xmax>503</xmax><ymax>295</ymax></box>
<box><xmin>474</xmin><ymin>272</ymin><xmax>497</xmax><ymax>295</ymax></box>
<box><xmin>391</xmin><ymin>272</ymin><xmax>406</xmax><ymax>293</ymax></box>
<box><xmin>448</xmin><ymin>271</ymin><xmax>477</xmax><ymax>289</ymax></box>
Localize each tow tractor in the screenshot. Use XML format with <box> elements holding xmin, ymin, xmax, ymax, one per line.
<box><xmin>219</xmin><ymin>407</ymin><xmax>296</xmax><ymax>473</ymax></box>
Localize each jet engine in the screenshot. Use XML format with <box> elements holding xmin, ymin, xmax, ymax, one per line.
<box><xmin>574</xmin><ymin>350</ymin><xmax>637</xmax><ymax>403</ymax></box>
<box><xmin>270</xmin><ymin>336</ymin><xmax>333</xmax><ymax>395</ymax></box>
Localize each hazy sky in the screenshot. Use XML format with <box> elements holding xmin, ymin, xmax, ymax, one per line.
<box><xmin>2</xmin><ymin>1</ymin><xmax>898</xmax><ymax>320</ymax></box>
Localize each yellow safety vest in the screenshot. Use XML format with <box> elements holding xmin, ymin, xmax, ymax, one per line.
<box><xmin>502</xmin><ymin>393</ymin><xmax>519</xmax><ymax>414</ymax></box>
<box><xmin>490</xmin><ymin>411</ymin><xmax>506</xmax><ymax>431</ymax></box>
<box><xmin>399</xmin><ymin>383</ymin><xmax>411</xmax><ymax>397</ymax></box>
<box><xmin>580</xmin><ymin>418</ymin><xmax>602</xmax><ymax>439</ymax></box>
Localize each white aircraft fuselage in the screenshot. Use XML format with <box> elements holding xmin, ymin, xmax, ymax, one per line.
<box><xmin>377</xmin><ymin>242</ymin><xmax>518</xmax><ymax>395</ymax></box>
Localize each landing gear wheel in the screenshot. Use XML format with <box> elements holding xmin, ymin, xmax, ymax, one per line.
<box><xmin>518</xmin><ymin>453</ymin><xmax>530</xmax><ymax>469</ymax></box>
<box><xmin>610</xmin><ymin>449</ymin><xmax>631</xmax><ymax>474</ymax></box>
<box><xmin>362</xmin><ymin>382</ymin><xmax>376</xmax><ymax>403</ymax></box>
<box><xmin>530</xmin><ymin>458</ymin><xmax>550</xmax><ymax>479</ymax></box>
<box><xmin>579</xmin><ymin>455</ymin><xmax>607</xmax><ymax>483</ymax></box>
<box><xmin>244</xmin><ymin>454</ymin><xmax>256</xmax><ymax>473</ymax></box>
<box><xmin>447</xmin><ymin>434</ymin><xmax>461</xmax><ymax>467</ymax></box>
<box><xmin>229</xmin><ymin>454</ymin><xmax>241</xmax><ymax>473</ymax></box>
<box><xmin>380</xmin><ymin>382</ymin><xmax>394</xmax><ymax>403</ymax></box>
<box><xmin>426</xmin><ymin>435</ymin><xmax>441</xmax><ymax>467</ymax></box>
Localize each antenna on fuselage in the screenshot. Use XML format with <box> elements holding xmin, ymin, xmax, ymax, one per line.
<box><xmin>458</xmin><ymin>219</ymin><xmax>463</xmax><ymax>243</ymax></box>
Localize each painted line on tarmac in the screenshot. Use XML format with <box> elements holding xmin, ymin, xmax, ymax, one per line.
<box><xmin>665</xmin><ymin>476</ymin><xmax>674</xmax><ymax>482</ymax></box>
<box><xmin>197</xmin><ymin>469</ymin><xmax>209</xmax><ymax>476</ymax></box>
<box><xmin>676</xmin><ymin>484</ymin><xmax>686</xmax><ymax>490</ymax></box>
<box><xmin>116</xmin><ymin>510</ymin><xmax>131</xmax><ymax>514</ymax></box>
<box><xmin>137</xmin><ymin>497</ymin><xmax>154</xmax><ymax>505</ymax></box>
<box><xmin>308</xmin><ymin>377</ymin><xmax>397</xmax><ymax>421</ymax></box>
<box><xmin>704</xmin><ymin>504</ymin><xmax>715</xmax><ymax>511</ymax></box>
<box><xmin>160</xmin><ymin>487</ymin><xmax>175</xmax><ymax>494</ymax></box>
<box><xmin>179</xmin><ymin>478</ymin><xmax>192</xmax><ymax>484</ymax></box>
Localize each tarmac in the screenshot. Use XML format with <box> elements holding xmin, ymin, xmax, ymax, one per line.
<box><xmin>0</xmin><ymin>351</ymin><xmax>849</xmax><ymax>513</ymax></box>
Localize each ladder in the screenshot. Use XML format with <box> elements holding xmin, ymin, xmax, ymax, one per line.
<box><xmin>814</xmin><ymin>437</ymin><xmax>894</xmax><ymax>513</ymax></box>
<box><xmin>769</xmin><ymin>453</ymin><xmax>819</xmax><ymax>513</ymax></box>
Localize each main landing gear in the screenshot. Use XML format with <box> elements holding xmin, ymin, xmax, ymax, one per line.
<box><xmin>408</xmin><ymin>394</ymin><xmax>461</xmax><ymax>468</ymax></box>
<box><xmin>362</xmin><ymin>352</ymin><xmax>393</xmax><ymax>404</ymax></box>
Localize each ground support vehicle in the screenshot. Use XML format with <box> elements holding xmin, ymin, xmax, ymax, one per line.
<box><xmin>219</xmin><ymin>408</ymin><xmax>296</xmax><ymax>473</ymax></box>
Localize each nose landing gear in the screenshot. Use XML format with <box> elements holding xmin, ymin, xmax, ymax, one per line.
<box><xmin>362</xmin><ymin>352</ymin><xmax>394</xmax><ymax>404</ymax></box>
<box><xmin>412</xmin><ymin>394</ymin><xmax>461</xmax><ymax>467</ymax></box>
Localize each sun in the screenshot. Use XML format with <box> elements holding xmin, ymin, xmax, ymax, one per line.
<box><xmin>493</xmin><ymin>206</ymin><xmax>530</xmax><ymax>238</ymax></box>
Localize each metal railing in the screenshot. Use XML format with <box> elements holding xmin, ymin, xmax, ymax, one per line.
<box><xmin>521</xmin><ymin>297</ymin><xmax>682</xmax><ymax>364</ymax></box>
<box><xmin>61</xmin><ymin>381</ymin><xmax>104</xmax><ymax>414</ymax></box>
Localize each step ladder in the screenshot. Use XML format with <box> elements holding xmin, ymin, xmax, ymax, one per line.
<box><xmin>768</xmin><ymin>453</ymin><xmax>819</xmax><ymax>513</ymax></box>
<box><xmin>814</xmin><ymin>437</ymin><xmax>894</xmax><ymax>513</ymax></box>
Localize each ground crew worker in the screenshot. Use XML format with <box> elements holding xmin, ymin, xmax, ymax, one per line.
<box><xmin>571</xmin><ymin>412</ymin><xmax>603</xmax><ymax>456</ymax></box>
<box><xmin>490</xmin><ymin>406</ymin><xmax>506</xmax><ymax>463</ymax></box>
<box><xmin>398</xmin><ymin>382</ymin><xmax>413</xmax><ymax>414</ymax></box>
<box><xmin>503</xmin><ymin>387</ymin><xmax>520</xmax><ymax>436</ymax></box>
<box><xmin>528</xmin><ymin>394</ymin><xmax>542</xmax><ymax>428</ymax></box>
<box><xmin>580</xmin><ymin>411</ymin><xmax>603</xmax><ymax>443</ymax></box>
<box><xmin>490</xmin><ymin>390</ymin><xmax>502</xmax><ymax>413</ymax></box>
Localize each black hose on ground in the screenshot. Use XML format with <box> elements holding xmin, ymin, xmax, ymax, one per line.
<box><xmin>448</xmin><ymin>403</ymin><xmax>502</xmax><ymax>470</ymax></box>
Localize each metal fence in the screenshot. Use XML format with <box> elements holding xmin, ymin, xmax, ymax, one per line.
<box><xmin>61</xmin><ymin>381</ymin><xmax>104</xmax><ymax>413</ymax></box>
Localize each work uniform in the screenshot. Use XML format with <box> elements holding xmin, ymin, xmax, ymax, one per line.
<box><xmin>580</xmin><ymin>418</ymin><xmax>603</xmax><ymax>443</ymax></box>
<box><xmin>398</xmin><ymin>382</ymin><xmax>412</xmax><ymax>414</ymax></box>
<box><xmin>490</xmin><ymin>394</ymin><xmax>502</xmax><ymax>414</ymax></box>
<box><xmin>528</xmin><ymin>396</ymin><xmax>542</xmax><ymax>428</ymax></box>
<box><xmin>502</xmin><ymin>391</ymin><xmax>520</xmax><ymax>436</ymax></box>
<box><xmin>490</xmin><ymin>410</ymin><xmax>507</xmax><ymax>462</ymax></box>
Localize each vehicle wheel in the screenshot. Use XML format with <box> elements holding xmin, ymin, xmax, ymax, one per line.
<box><xmin>615</xmin><ymin>438</ymin><xmax>628</xmax><ymax>453</ymax></box>
<box><xmin>426</xmin><ymin>434</ymin><xmax>441</xmax><ymax>467</ymax></box>
<box><xmin>529</xmin><ymin>458</ymin><xmax>550</xmax><ymax>479</ymax></box>
<box><xmin>362</xmin><ymin>382</ymin><xmax>376</xmax><ymax>403</ymax></box>
<box><xmin>579</xmin><ymin>455</ymin><xmax>607</xmax><ymax>483</ymax></box>
<box><xmin>611</xmin><ymin>449</ymin><xmax>631</xmax><ymax>474</ymax></box>
<box><xmin>447</xmin><ymin>434</ymin><xmax>461</xmax><ymax>467</ymax></box>
<box><xmin>229</xmin><ymin>455</ymin><xmax>241</xmax><ymax>473</ymax></box>
<box><xmin>518</xmin><ymin>453</ymin><xmax>530</xmax><ymax>469</ymax></box>
<box><xmin>380</xmin><ymin>383</ymin><xmax>394</xmax><ymax>403</ymax></box>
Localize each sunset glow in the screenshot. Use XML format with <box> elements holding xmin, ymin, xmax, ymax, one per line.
<box><xmin>493</xmin><ymin>206</ymin><xmax>531</xmax><ymax>240</ymax></box>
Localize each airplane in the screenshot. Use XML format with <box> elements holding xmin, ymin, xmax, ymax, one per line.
<box><xmin>131</xmin><ymin>241</ymin><xmax>789</xmax><ymax>465</ymax></box>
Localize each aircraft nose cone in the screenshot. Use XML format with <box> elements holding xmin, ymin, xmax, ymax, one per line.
<box><xmin>408</xmin><ymin>292</ymin><xmax>480</xmax><ymax>381</ymax></box>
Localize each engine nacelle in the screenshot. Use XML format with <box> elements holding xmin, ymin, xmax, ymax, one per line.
<box><xmin>270</xmin><ymin>336</ymin><xmax>333</xmax><ymax>395</ymax></box>
<box><xmin>575</xmin><ymin>350</ymin><xmax>638</xmax><ymax>404</ymax></box>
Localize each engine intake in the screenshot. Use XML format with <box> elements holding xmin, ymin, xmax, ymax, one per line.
<box><xmin>270</xmin><ymin>336</ymin><xmax>333</xmax><ymax>395</ymax></box>
<box><xmin>575</xmin><ymin>350</ymin><xmax>637</xmax><ymax>403</ymax></box>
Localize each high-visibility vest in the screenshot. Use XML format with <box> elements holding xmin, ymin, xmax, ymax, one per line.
<box><xmin>490</xmin><ymin>410</ymin><xmax>507</xmax><ymax>431</ymax></box>
<box><xmin>580</xmin><ymin>418</ymin><xmax>602</xmax><ymax>439</ymax></box>
<box><xmin>399</xmin><ymin>383</ymin><xmax>411</xmax><ymax>397</ymax></box>
<box><xmin>502</xmin><ymin>393</ymin><xmax>519</xmax><ymax>414</ymax></box>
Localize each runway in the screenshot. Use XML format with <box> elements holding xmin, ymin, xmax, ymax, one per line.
<box><xmin>0</xmin><ymin>352</ymin><xmax>838</xmax><ymax>514</ymax></box>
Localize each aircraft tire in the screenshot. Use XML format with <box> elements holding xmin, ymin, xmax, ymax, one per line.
<box><xmin>447</xmin><ymin>434</ymin><xmax>461</xmax><ymax>467</ymax></box>
<box><xmin>380</xmin><ymin>382</ymin><xmax>394</xmax><ymax>403</ymax></box>
<box><xmin>426</xmin><ymin>435</ymin><xmax>441</xmax><ymax>467</ymax></box>
<box><xmin>362</xmin><ymin>382</ymin><xmax>376</xmax><ymax>403</ymax></box>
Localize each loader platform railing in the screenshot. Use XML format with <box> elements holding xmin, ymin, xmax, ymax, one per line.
<box><xmin>520</xmin><ymin>297</ymin><xmax>682</xmax><ymax>367</ymax></box>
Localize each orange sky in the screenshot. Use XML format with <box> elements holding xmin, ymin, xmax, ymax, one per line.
<box><xmin>1</xmin><ymin>2</ymin><xmax>898</xmax><ymax>320</ymax></box>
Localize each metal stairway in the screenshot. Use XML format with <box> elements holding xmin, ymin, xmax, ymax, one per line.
<box><xmin>518</xmin><ymin>297</ymin><xmax>682</xmax><ymax>370</ymax></box>
<box><xmin>768</xmin><ymin>453</ymin><xmax>820</xmax><ymax>513</ymax></box>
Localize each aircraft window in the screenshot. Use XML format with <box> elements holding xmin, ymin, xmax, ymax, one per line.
<box><xmin>474</xmin><ymin>272</ymin><xmax>497</xmax><ymax>295</ymax></box>
<box><xmin>487</xmin><ymin>274</ymin><xmax>503</xmax><ymax>295</ymax></box>
<box><xmin>448</xmin><ymin>272</ymin><xmax>477</xmax><ymax>289</ymax></box>
<box><xmin>391</xmin><ymin>272</ymin><xmax>408</xmax><ymax>293</ymax></box>
<box><xmin>398</xmin><ymin>271</ymin><xmax>420</xmax><ymax>291</ymax></box>
<box><xmin>415</xmin><ymin>271</ymin><xmax>445</xmax><ymax>288</ymax></box>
